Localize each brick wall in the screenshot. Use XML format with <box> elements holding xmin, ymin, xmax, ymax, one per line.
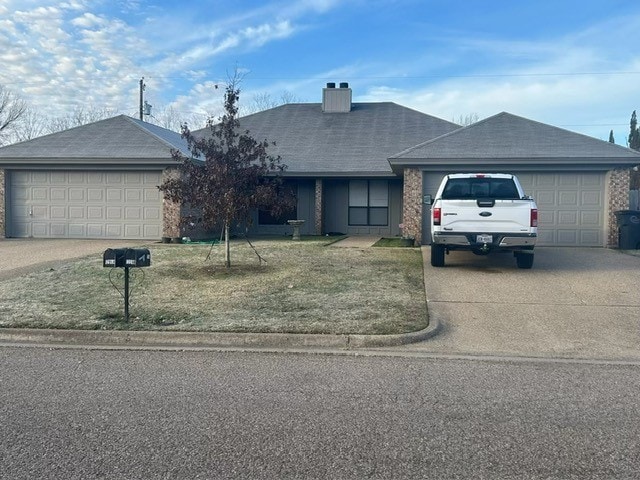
<box><xmin>314</xmin><ymin>179</ymin><xmax>323</xmax><ymax>235</ymax></box>
<box><xmin>0</xmin><ymin>169</ymin><xmax>5</xmax><ymax>237</ymax></box>
<box><xmin>401</xmin><ymin>168</ymin><xmax>423</xmax><ymax>244</ymax></box>
<box><xmin>607</xmin><ymin>168</ymin><xmax>631</xmax><ymax>247</ymax></box>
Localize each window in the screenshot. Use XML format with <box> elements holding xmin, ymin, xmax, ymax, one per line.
<box><xmin>349</xmin><ymin>180</ymin><xmax>389</xmax><ymax>226</ymax></box>
<box><xmin>442</xmin><ymin>178</ymin><xmax>519</xmax><ymax>200</ymax></box>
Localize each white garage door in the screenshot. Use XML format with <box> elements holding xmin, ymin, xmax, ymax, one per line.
<box><xmin>517</xmin><ymin>172</ymin><xmax>605</xmax><ymax>247</ymax></box>
<box><xmin>422</xmin><ymin>171</ymin><xmax>606</xmax><ymax>247</ymax></box>
<box><xmin>9</xmin><ymin>170</ymin><xmax>163</xmax><ymax>239</ymax></box>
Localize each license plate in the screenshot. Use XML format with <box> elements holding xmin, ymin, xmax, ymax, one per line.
<box><xmin>477</xmin><ymin>234</ymin><xmax>493</xmax><ymax>243</ymax></box>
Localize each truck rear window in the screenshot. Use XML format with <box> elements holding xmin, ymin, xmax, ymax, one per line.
<box><xmin>442</xmin><ymin>178</ymin><xmax>520</xmax><ymax>200</ymax></box>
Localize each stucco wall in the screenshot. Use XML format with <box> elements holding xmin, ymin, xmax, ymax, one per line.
<box><xmin>401</xmin><ymin>168</ymin><xmax>422</xmax><ymax>244</ymax></box>
<box><xmin>607</xmin><ymin>168</ymin><xmax>631</xmax><ymax>247</ymax></box>
<box><xmin>0</xmin><ymin>169</ymin><xmax>5</xmax><ymax>237</ymax></box>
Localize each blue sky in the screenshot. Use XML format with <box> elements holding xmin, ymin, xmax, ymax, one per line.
<box><xmin>1</xmin><ymin>0</ymin><xmax>639</xmax><ymax>142</ymax></box>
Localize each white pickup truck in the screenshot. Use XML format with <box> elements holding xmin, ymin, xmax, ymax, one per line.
<box><xmin>430</xmin><ymin>173</ymin><xmax>538</xmax><ymax>269</ymax></box>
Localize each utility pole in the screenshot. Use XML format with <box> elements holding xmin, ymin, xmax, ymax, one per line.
<box><xmin>139</xmin><ymin>77</ymin><xmax>145</xmax><ymax>121</ymax></box>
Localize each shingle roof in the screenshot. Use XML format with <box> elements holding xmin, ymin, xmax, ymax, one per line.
<box><xmin>194</xmin><ymin>102</ymin><xmax>460</xmax><ymax>176</ymax></box>
<box><xmin>391</xmin><ymin>111</ymin><xmax>640</xmax><ymax>161</ymax></box>
<box><xmin>0</xmin><ymin>115</ymin><xmax>191</xmax><ymax>165</ymax></box>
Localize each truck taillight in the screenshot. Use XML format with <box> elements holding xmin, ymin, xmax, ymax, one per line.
<box><xmin>531</xmin><ymin>208</ymin><xmax>538</xmax><ymax>227</ymax></box>
<box><xmin>433</xmin><ymin>207</ymin><xmax>441</xmax><ymax>226</ymax></box>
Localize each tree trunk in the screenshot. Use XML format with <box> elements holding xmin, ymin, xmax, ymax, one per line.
<box><xmin>224</xmin><ymin>223</ymin><xmax>231</xmax><ymax>269</ymax></box>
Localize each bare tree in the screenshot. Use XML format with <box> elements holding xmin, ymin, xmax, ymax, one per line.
<box><xmin>453</xmin><ymin>113</ymin><xmax>480</xmax><ymax>126</ymax></box>
<box><xmin>148</xmin><ymin>105</ymin><xmax>209</xmax><ymax>132</ymax></box>
<box><xmin>47</xmin><ymin>106</ymin><xmax>118</xmax><ymax>134</ymax></box>
<box><xmin>0</xmin><ymin>85</ymin><xmax>27</xmax><ymax>145</ymax></box>
<box><xmin>243</xmin><ymin>90</ymin><xmax>303</xmax><ymax>115</ymax></box>
<box><xmin>14</xmin><ymin>107</ymin><xmax>49</xmax><ymax>143</ymax></box>
<box><xmin>159</xmin><ymin>82</ymin><xmax>295</xmax><ymax>269</ymax></box>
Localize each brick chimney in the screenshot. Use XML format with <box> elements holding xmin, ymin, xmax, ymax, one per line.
<box><xmin>322</xmin><ymin>82</ymin><xmax>352</xmax><ymax>113</ymax></box>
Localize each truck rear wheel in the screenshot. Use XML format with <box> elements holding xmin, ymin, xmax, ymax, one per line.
<box><xmin>515</xmin><ymin>252</ymin><xmax>534</xmax><ymax>269</ymax></box>
<box><xmin>431</xmin><ymin>244</ymin><xmax>445</xmax><ymax>267</ymax></box>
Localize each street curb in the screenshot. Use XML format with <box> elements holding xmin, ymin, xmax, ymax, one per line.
<box><xmin>0</xmin><ymin>319</ymin><xmax>440</xmax><ymax>350</ymax></box>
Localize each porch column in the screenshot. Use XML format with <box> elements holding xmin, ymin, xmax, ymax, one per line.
<box><xmin>162</xmin><ymin>168</ymin><xmax>182</xmax><ymax>238</ymax></box>
<box><xmin>314</xmin><ymin>178</ymin><xmax>323</xmax><ymax>235</ymax></box>
<box><xmin>402</xmin><ymin>168</ymin><xmax>423</xmax><ymax>244</ymax></box>
<box><xmin>0</xmin><ymin>169</ymin><xmax>5</xmax><ymax>238</ymax></box>
<box><xmin>606</xmin><ymin>168</ymin><xmax>631</xmax><ymax>247</ymax></box>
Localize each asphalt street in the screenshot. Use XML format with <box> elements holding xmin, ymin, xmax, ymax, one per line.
<box><xmin>1</xmin><ymin>347</ymin><xmax>639</xmax><ymax>479</ymax></box>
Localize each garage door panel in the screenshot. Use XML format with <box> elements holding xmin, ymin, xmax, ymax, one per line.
<box><xmin>69</xmin><ymin>224</ymin><xmax>85</xmax><ymax>236</ymax></box>
<box><xmin>536</xmin><ymin>190</ymin><xmax>556</xmax><ymax>206</ymax></box>
<box><xmin>87</xmin><ymin>189</ymin><xmax>104</xmax><ymax>202</ymax></box>
<box><xmin>50</xmin><ymin>223</ymin><xmax>66</xmax><ymax>236</ymax></box>
<box><xmin>125</xmin><ymin>206</ymin><xmax>142</xmax><ymax>220</ymax></box>
<box><xmin>32</xmin><ymin>187</ymin><xmax>48</xmax><ymax>201</ymax></box>
<box><xmin>126</xmin><ymin>189</ymin><xmax>141</xmax><ymax>202</ymax></box>
<box><xmin>107</xmin><ymin>189</ymin><xmax>122</xmax><ymax>201</ymax></box>
<box><xmin>558</xmin><ymin>211</ymin><xmax>578</xmax><ymax>225</ymax></box>
<box><xmin>581</xmin><ymin>211</ymin><xmax>600</xmax><ymax>225</ymax></box>
<box><xmin>105</xmin><ymin>225</ymin><xmax>123</xmax><ymax>237</ymax></box>
<box><xmin>87</xmin><ymin>225</ymin><xmax>104</xmax><ymax>237</ymax></box>
<box><xmin>582</xmin><ymin>191</ymin><xmax>601</xmax><ymax>205</ymax></box>
<box><xmin>106</xmin><ymin>207</ymin><xmax>123</xmax><ymax>220</ymax></box>
<box><xmin>143</xmin><ymin>224</ymin><xmax>162</xmax><ymax>238</ymax></box>
<box><xmin>9</xmin><ymin>169</ymin><xmax>163</xmax><ymax>239</ymax></box>
<box><xmin>558</xmin><ymin>191</ymin><xmax>578</xmax><ymax>205</ymax></box>
<box><xmin>87</xmin><ymin>206</ymin><xmax>103</xmax><ymax>219</ymax></box>
<box><xmin>69</xmin><ymin>188</ymin><xmax>84</xmax><ymax>201</ymax></box>
<box><xmin>50</xmin><ymin>206</ymin><xmax>66</xmax><ymax>219</ymax></box>
<box><xmin>557</xmin><ymin>230</ymin><xmax>577</xmax><ymax>244</ymax></box>
<box><xmin>144</xmin><ymin>207</ymin><xmax>161</xmax><ymax>220</ymax></box>
<box><xmin>32</xmin><ymin>223</ymin><xmax>48</xmax><ymax>236</ymax></box>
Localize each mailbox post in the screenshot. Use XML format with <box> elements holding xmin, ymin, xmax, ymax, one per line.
<box><xmin>103</xmin><ymin>248</ymin><xmax>151</xmax><ymax>321</ymax></box>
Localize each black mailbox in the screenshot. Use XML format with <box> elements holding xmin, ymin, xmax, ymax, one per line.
<box><xmin>103</xmin><ymin>248</ymin><xmax>126</xmax><ymax>268</ymax></box>
<box><xmin>103</xmin><ymin>248</ymin><xmax>151</xmax><ymax>268</ymax></box>
<box><xmin>125</xmin><ymin>248</ymin><xmax>151</xmax><ymax>267</ymax></box>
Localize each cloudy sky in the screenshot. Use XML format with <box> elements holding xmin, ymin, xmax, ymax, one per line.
<box><xmin>1</xmin><ymin>0</ymin><xmax>639</xmax><ymax>142</ymax></box>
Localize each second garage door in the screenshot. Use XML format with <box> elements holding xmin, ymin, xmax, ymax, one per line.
<box><xmin>422</xmin><ymin>171</ymin><xmax>606</xmax><ymax>247</ymax></box>
<box><xmin>9</xmin><ymin>170</ymin><xmax>163</xmax><ymax>239</ymax></box>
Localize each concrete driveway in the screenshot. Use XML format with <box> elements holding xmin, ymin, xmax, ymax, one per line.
<box><xmin>394</xmin><ymin>247</ymin><xmax>640</xmax><ymax>361</ymax></box>
<box><xmin>0</xmin><ymin>238</ymin><xmax>146</xmax><ymax>281</ymax></box>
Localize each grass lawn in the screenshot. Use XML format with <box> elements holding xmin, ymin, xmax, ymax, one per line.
<box><xmin>0</xmin><ymin>237</ymin><xmax>428</xmax><ymax>335</ymax></box>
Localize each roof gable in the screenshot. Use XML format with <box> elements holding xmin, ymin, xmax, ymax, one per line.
<box><xmin>0</xmin><ymin>115</ymin><xmax>191</xmax><ymax>162</ymax></box>
<box><xmin>194</xmin><ymin>102</ymin><xmax>460</xmax><ymax>176</ymax></box>
<box><xmin>392</xmin><ymin>112</ymin><xmax>640</xmax><ymax>161</ymax></box>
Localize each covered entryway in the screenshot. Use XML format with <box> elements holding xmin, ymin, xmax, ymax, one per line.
<box><xmin>7</xmin><ymin>170</ymin><xmax>163</xmax><ymax>239</ymax></box>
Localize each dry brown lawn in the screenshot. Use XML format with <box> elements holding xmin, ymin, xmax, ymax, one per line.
<box><xmin>0</xmin><ymin>237</ymin><xmax>428</xmax><ymax>335</ymax></box>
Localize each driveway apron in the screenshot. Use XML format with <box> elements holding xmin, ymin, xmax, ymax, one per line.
<box><xmin>0</xmin><ymin>239</ymin><xmax>143</xmax><ymax>281</ymax></box>
<box><xmin>394</xmin><ymin>247</ymin><xmax>640</xmax><ymax>360</ymax></box>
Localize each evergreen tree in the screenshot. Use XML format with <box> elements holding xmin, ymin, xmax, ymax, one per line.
<box><xmin>629</xmin><ymin>111</ymin><xmax>640</xmax><ymax>150</ymax></box>
<box><xmin>609</xmin><ymin>130</ymin><xmax>615</xmax><ymax>143</ymax></box>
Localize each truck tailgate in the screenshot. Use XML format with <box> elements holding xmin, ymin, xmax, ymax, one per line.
<box><xmin>441</xmin><ymin>200</ymin><xmax>533</xmax><ymax>233</ymax></box>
